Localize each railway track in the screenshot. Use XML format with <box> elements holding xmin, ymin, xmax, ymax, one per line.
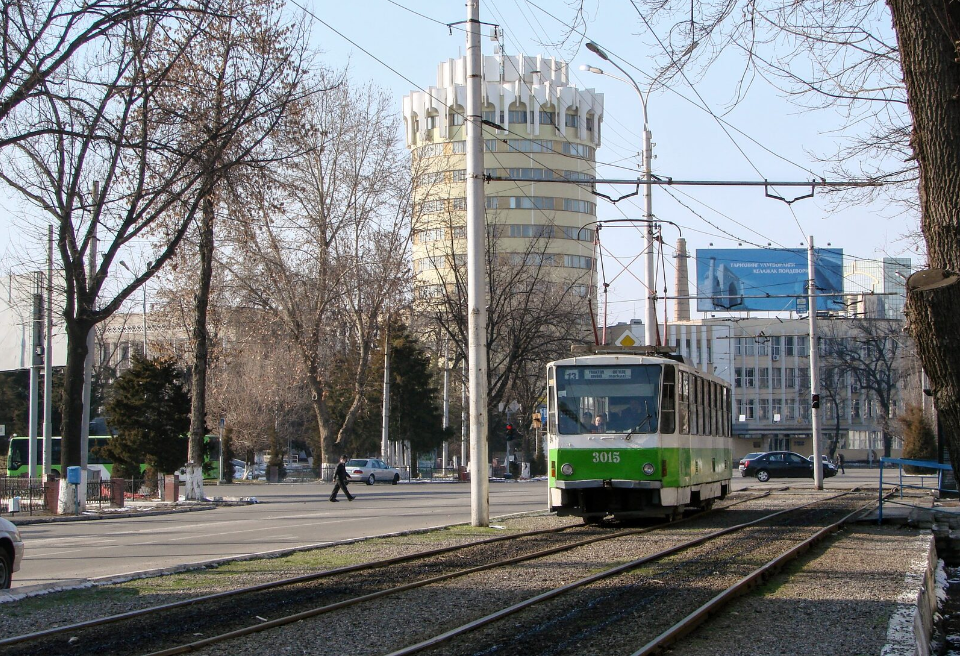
<box><xmin>386</xmin><ymin>491</ymin><xmax>877</xmax><ymax>656</ymax></box>
<box><xmin>0</xmin><ymin>493</ymin><xmax>772</xmax><ymax>656</ymax></box>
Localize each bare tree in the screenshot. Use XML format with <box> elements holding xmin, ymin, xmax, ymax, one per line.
<box><xmin>0</xmin><ymin>0</ymin><xmax>197</xmax><ymax>133</ymax></box>
<box><xmin>149</xmin><ymin>0</ymin><xmax>311</xmax><ymax>498</ymax></box>
<box><xmin>225</xmin><ymin>76</ymin><xmax>412</xmax><ymax>473</ymax></box>
<box><xmin>819</xmin><ymin>318</ymin><xmax>911</xmax><ymax>457</ymax></box>
<box><xmin>0</xmin><ymin>11</ymin><xmax>222</xmax><ymax>511</ymax></box>
<box><xmin>413</xmin><ymin>212</ymin><xmax>594</xmax><ymax>429</ymax></box>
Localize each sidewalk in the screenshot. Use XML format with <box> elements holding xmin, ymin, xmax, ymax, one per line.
<box><xmin>5</xmin><ymin>496</ymin><xmax>259</xmax><ymax>525</ymax></box>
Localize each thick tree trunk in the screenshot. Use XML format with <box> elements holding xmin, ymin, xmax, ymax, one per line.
<box><xmin>59</xmin><ymin>318</ymin><xmax>92</xmax><ymax>513</ymax></box>
<box><xmin>186</xmin><ymin>193</ymin><xmax>215</xmax><ymax>499</ymax></box>
<box><xmin>888</xmin><ymin>1</ymin><xmax>960</xmax><ymax>488</ymax></box>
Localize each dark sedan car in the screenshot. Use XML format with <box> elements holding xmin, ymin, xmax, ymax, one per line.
<box><xmin>740</xmin><ymin>451</ymin><xmax>838</xmax><ymax>482</ymax></box>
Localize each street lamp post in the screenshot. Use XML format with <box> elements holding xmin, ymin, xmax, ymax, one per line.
<box><xmin>581</xmin><ymin>43</ymin><xmax>658</xmax><ymax>347</ymax></box>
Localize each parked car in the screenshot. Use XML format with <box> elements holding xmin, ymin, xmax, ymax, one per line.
<box><xmin>809</xmin><ymin>454</ymin><xmax>839</xmax><ymax>474</ymax></box>
<box><xmin>738</xmin><ymin>452</ymin><xmax>767</xmax><ymax>472</ymax></box>
<box><xmin>741</xmin><ymin>451</ymin><xmax>838</xmax><ymax>482</ymax></box>
<box><xmin>345</xmin><ymin>458</ymin><xmax>401</xmax><ymax>485</ymax></box>
<box><xmin>0</xmin><ymin>516</ymin><xmax>24</xmax><ymax>589</ymax></box>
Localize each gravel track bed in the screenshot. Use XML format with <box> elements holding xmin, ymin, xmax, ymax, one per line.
<box><xmin>185</xmin><ymin>492</ymin><xmax>864</xmax><ymax>656</ymax></box>
<box><xmin>0</xmin><ymin>492</ymin><xmax>882</xmax><ymax>656</ymax></box>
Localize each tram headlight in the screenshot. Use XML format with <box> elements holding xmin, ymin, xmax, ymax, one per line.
<box><xmin>642</xmin><ymin>462</ymin><xmax>656</xmax><ymax>476</ymax></box>
<box><xmin>560</xmin><ymin>463</ymin><xmax>574</xmax><ymax>476</ymax></box>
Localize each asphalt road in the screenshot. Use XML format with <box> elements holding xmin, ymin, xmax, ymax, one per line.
<box><xmin>10</xmin><ymin>480</ymin><xmax>548</xmax><ymax>592</ymax></box>
<box><xmin>9</xmin><ymin>467</ymin><xmax>890</xmax><ymax>593</ymax></box>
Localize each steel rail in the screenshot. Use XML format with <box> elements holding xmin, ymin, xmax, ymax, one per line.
<box><xmin>629</xmin><ymin>492</ymin><xmax>891</xmax><ymax>655</ymax></box>
<box><xmin>0</xmin><ymin>522</ymin><xmax>583</xmax><ymax>648</ymax></box>
<box><xmin>134</xmin><ymin>493</ymin><xmax>769</xmax><ymax>656</ymax></box>
<box><xmin>381</xmin><ymin>492</ymin><xmax>851</xmax><ymax>656</ymax></box>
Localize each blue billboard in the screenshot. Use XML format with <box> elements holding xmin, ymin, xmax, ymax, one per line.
<box><xmin>695</xmin><ymin>248</ymin><xmax>844</xmax><ymax>312</ymax></box>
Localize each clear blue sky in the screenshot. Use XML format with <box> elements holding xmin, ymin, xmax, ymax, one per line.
<box><xmin>309</xmin><ymin>0</ymin><xmax>920</xmax><ymax>325</ymax></box>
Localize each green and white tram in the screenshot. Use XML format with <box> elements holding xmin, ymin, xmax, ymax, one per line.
<box><xmin>547</xmin><ymin>346</ymin><xmax>733</xmax><ymax>522</ymax></box>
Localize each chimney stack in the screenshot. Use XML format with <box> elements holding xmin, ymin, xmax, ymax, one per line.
<box><xmin>674</xmin><ymin>238</ymin><xmax>691</xmax><ymax>321</ymax></box>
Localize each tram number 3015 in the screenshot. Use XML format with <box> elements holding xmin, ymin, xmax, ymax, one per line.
<box><xmin>592</xmin><ymin>452</ymin><xmax>621</xmax><ymax>463</ymax></box>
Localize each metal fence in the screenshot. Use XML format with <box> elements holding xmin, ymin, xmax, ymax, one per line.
<box><xmin>0</xmin><ymin>476</ymin><xmax>49</xmax><ymax>516</ymax></box>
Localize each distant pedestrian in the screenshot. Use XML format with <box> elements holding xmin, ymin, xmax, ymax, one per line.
<box><xmin>330</xmin><ymin>455</ymin><xmax>355</xmax><ymax>502</ymax></box>
<box><xmin>835</xmin><ymin>452</ymin><xmax>845</xmax><ymax>474</ymax></box>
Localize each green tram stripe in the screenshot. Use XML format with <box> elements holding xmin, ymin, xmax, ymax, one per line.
<box><xmin>550</xmin><ymin>446</ymin><xmax>732</xmax><ymax>487</ymax></box>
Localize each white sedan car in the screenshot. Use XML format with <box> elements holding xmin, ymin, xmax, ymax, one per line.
<box><xmin>345</xmin><ymin>458</ymin><xmax>401</xmax><ymax>485</ymax></box>
<box><xmin>0</xmin><ymin>516</ymin><xmax>24</xmax><ymax>589</ymax></box>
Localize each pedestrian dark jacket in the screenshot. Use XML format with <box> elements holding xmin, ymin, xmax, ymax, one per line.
<box><xmin>335</xmin><ymin>461</ymin><xmax>351</xmax><ymax>484</ymax></box>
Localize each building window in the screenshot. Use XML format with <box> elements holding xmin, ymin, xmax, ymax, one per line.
<box><xmin>509</xmin><ymin>224</ymin><xmax>554</xmax><ymax>238</ymax></box>
<box><xmin>785</xmin><ymin>336</ymin><xmax>796</xmax><ymax>356</ymax></box>
<box><xmin>744</xmin><ymin>367</ymin><xmax>756</xmax><ymax>388</ymax></box>
<box><xmin>482</xmin><ymin>109</ymin><xmax>504</xmax><ymax>124</ymax></box>
<box><xmin>417</xmin><ymin>143</ymin><xmax>444</xmax><ymax>158</ymax></box>
<box><xmin>771</xmin><ymin>336</ymin><xmax>781</xmax><ymax>360</ymax></box>
<box><xmin>735</xmin><ymin>367</ymin><xmax>743</xmax><ymax>388</ymax></box>
<box><xmin>562</xmin><ymin>199</ymin><xmax>596</xmax><ymax>214</ymax></box>
<box><xmin>586</xmin><ymin>116</ymin><xmax>594</xmax><ymax>131</ymax></box>
<box><xmin>772</xmin><ymin>399</ymin><xmax>782</xmax><ymax>422</ymax></box>
<box><xmin>417</xmin><ymin>228</ymin><xmax>444</xmax><ymax>242</ymax></box>
<box><xmin>508</xmin><ymin>109</ymin><xmax>528</xmax><ymax>124</ymax></box>
<box><xmin>759</xmin><ymin>367</ymin><xmax>769</xmax><ymax>389</ymax></box>
<box><xmin>561</xmin><ymin>142</ymin><xmax>594</xmax><ymax>158</ymax></box>
<box><xmin>425</xmin><ymin>115</ymin><xmax>438</xmax><ymax>129</ymax></box>
<box><xmin>449</xmin><ymin>111</ymin><xmax>464</xmax><ymax>126</ymax></box>
<box><xmin>451</xmin><ymin>141</ymin><xmax>466</xmax><ymax>154</ymax></box>
<box><xmin>797</xmin><ymin>336</ymin><xmax>809</xmax><ymax>357</ymax></box>
<box><xmin>451</xmin><ymin>197</ymin><xmax>467</xmax><ymax>211</ymax></box>
<box><xmin>798</xmin><ymin>367</ymin><xmax>809</xmax><ymax>389</ymax></box>
<box><xmin>506</xmin><ymin>139</ymin><xmax>554</xmax><ymax>153</ymax></box>
<box><xmin>539</xmin><ymin>111</ymin><xmax>556</xmax><ymax>125</ymax></box>
<box><xmin>484</xmin><ymin>139</ymin><xmax>498</xmax><ymax>152</ymax></box>
<box><xmin>564</xmin><ymin>254</ymin><xmax>593</xmax><ymax>269</ymax></box>
<box><xmin>772</xmin><ymin>368</ymin><xmax>782</xmax><ymax>389</ymax></box>
<box><xmin>565</xmin><ymin>113</ymin><xmax>579</xmax><ymax>128</ymax></box>
<box><xmin>759</xmin><ymin>398</ymin><xmax>770</xmax><ymax>420</ymax></box>
<box><xmin>785</xmin><ymin>367</ymin><xmax>797</xmax><ymax>389</ymax></box>
<box><xmin>420</xmin><ymin>199</ymin><xmax>445</xmax><ymax>214</ymax></box>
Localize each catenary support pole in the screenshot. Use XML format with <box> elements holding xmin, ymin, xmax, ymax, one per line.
<box><xmin>465</xmin><ymin>0</ymin><xmax>489</xmax><ymax>526</ymax></box>
<box><xmin>808</xmin><ymin>236</ymin><xmax>823</xmax><ymax>490</ymax></box>
<box><xmin>28</xmin><ymin>272</ymin><xmax>42</xmax><ymax>477</ymax></box>
<box><xmin>381</xmin><ymin>322</ymin><xmax>390</xmax><ymax>465</ymax></box>
<box><xmin>442</xmin><ymin>340</ymin><xmax>449</xmax><ymax>471</ymax></box>
<box><xmin>44</xmin><ymin>225</ymin><xmax>54</xmax><ymax>476</ymax></box>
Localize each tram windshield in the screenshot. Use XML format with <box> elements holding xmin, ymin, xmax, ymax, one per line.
<box><xmin>555</xmin><ymin>365</ymin><xmax>661</xmax><ymax>435</ymax></box>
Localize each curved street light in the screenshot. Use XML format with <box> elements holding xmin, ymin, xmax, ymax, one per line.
<box><xmin>581</xmin><ymin>42</ymin><xmax>658</xmax><ymax>347</ymax></box>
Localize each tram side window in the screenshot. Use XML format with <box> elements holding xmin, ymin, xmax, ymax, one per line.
<box><xmin>709</xmin><ymin>382</ymin><xmax>717</xmax><ymax>435</ymax></box>
<box><xmin>661</xmin><ymin>365</ymin><xmax>676</xmax><ymax>434</ymax></box>
<box><xmin>692</xmin><ymin>376</ymin><xmax>700</xmax><ymax>435</ymax></box>
<box><xmin>547</xmin><ymin>382</ymin><xmax>557</xmax><ymax>434</ymax></box>
<box><xmin>679</xmin><ymin>372</ymin><xmax>690</xmax><ymax>434</ymax></box>
<box><xmin>723</xmin><ymin>387</ymin><xmax>731</xmax><ymax>436</ymax></box>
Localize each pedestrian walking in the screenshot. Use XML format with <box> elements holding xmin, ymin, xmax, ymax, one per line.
<box><xmin>330</xmin><ymin>455</ymin><xmax>355</xmax><ymax>502</ymax></box>
<box><xmin>836</xmin><ymin>452</ymin><xmax>845</xmax><ymax>474</ymax></box>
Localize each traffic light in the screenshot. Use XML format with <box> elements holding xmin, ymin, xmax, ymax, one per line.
<box><xmin>505</xmin><ymin>423</ymin><xmax>516</xmax><ymax>441</ymax></box>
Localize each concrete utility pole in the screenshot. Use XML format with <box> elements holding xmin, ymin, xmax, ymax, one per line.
<box><xmin>44</xmin><ymin>225</ymin><xmax>53</xmax><ymax>476</ymax></box>
<box><xmin>28</xmin><ymin>272</ymin><xmax>42</xmax><ymax>477</ymax></box>
<box><xmin>808</xmin><ymin>236</ymin><xmax>824</xmax><ymax>490</ymax></box>
<box><xmin>381</xmin><ymin>323</ymin><xmax>390</xmax><ymax>465</ymax></box>
<box><xmin>442</xmin><ymin>340</ymin><xmax>450</xmax><ymax>471</ymax></box>
<box><xmin>465</xmin><ymin>0</ymin><xmax>489</xmax><ymax>526</ymax></box>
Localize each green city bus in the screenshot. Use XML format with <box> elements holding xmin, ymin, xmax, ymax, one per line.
<box><xmin>5</xmin><ymin>434</ymin><xmax>222</xmax><ymax>480</ymax></box>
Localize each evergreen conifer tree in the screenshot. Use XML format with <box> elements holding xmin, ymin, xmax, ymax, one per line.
<box><xmin>103</xmin><ymin>356</ymin><xmax>190</xmax><ymax>481</ymax></box>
